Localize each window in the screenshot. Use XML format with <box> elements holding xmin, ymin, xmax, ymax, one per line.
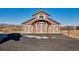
<box><xmin>39</xmin><ymin>16</ymin><xmax>44</xmax><ymax>18</ymax></box>
<box><xmin>39</xmin><ymin>15</ymin><xmax>45</xmax><ymax>20</ymax></box>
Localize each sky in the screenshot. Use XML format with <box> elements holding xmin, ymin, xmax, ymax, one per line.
<box><xmin>0</xmin><ymin>8</ymin><xmax>79</xmax><ymax>26</ymax></box>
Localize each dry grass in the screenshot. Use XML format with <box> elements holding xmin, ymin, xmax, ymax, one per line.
<box><xmin>61</xmin><ymin>30</ymin><xmax>79</xmax><ymax>38</ymax></box>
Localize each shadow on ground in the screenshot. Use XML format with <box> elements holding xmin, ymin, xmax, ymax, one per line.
<box><xmin>0</xmin><ymin>33</ymin><xmax>22</xmax><ymax>44</ymax></box>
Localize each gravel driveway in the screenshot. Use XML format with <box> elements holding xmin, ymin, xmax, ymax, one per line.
<box><xmin>0</xmin><ymin>34</ymin><xmax>79</xmax><ymax>51</ymax></box>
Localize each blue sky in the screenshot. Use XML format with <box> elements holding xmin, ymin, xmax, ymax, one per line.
<box><xmin>0</xmin><ymin>8</ymin><xmax>79</xmax><ymax>26</ymax></box>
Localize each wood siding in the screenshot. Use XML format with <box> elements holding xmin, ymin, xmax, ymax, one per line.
<box><xmin>22</xmin><ymin>10</ymin><xmax>60</xmax><ymax>33</ymax></box>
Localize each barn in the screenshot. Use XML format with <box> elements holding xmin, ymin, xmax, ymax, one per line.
<box><xmin>22</xmin><ymin>9</ymin><xmax>61</xmax><ymax>33</ymax></box>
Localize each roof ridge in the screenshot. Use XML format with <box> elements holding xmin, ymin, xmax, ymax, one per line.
<box><xmin>48</xmin><ymin>18</ymin><xmax>61</xmax><ymax>24</ymax></box>
<box><xmin>32</xmin><ymin>9</ymin><xmax>50</xmax><ymax>16</ymax></box>
<box><xmin>22</xmin><ymin>18</ymin><xmax>35</xmax><ymax>24</ymax></box>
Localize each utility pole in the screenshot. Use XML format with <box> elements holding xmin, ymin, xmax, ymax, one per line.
<box><xmin>67</xmin><ymin>26</ymin><xmax>70</xmax><ymax>37</ymax></box>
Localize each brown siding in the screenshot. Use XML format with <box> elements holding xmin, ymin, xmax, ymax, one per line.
<box><xmin>22</xmin><ymin>10</ymin><xmax>60</xmax><ymax>33</ymax></box>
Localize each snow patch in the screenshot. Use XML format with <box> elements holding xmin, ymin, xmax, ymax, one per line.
<box><xmin>35</xmin><ymin>36</ymin><xmax>42</xmax><ymax>39</ymax></box>
<box><xmin>51</xmin><ymin>37</ymin><xmax>56</xmax><ymax>39</ymax></box>
<box><xmin>42</xmin><ymin>37</ymin><xmax>48</xmax><ymax>39</ymax></box>
<box><xmin>24</xmin><ymin>35</ymin><xmax>49</xmax><ymax>39</ymax></box>
<box><xmin>24</xmin><ymin>35</ymin><xmax>36</xmax><ymax>38</ymax></box>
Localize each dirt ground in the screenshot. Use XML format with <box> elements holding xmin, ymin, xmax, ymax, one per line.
<box><xmin>0</xmin><ymin>34</ymin><xmax>79</xmax><ymax>51</ymax></box>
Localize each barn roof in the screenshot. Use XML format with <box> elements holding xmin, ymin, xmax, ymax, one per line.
<box><xmin>22</xmin><ymin>9</ymin><xmax>60</xmax><ymax>25</ymax></box>
<box><xmin>32</xmin><ymin>10</ymin><xmax>50</xmax><ymax>16</ymax></box>
<box><xmin>48</xmin><ymin>18</ymin><xmax>61</xmax><ymax>24</ymax></box>
<box><xmin>22</xmin><ymin>18</ymin><xmax>35</xmax><ymax>24</ymax></box>
<box><xmin>22</xmin><ymin>18</ymin><xmax>60</xmax><ymax>25</ymax></box>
